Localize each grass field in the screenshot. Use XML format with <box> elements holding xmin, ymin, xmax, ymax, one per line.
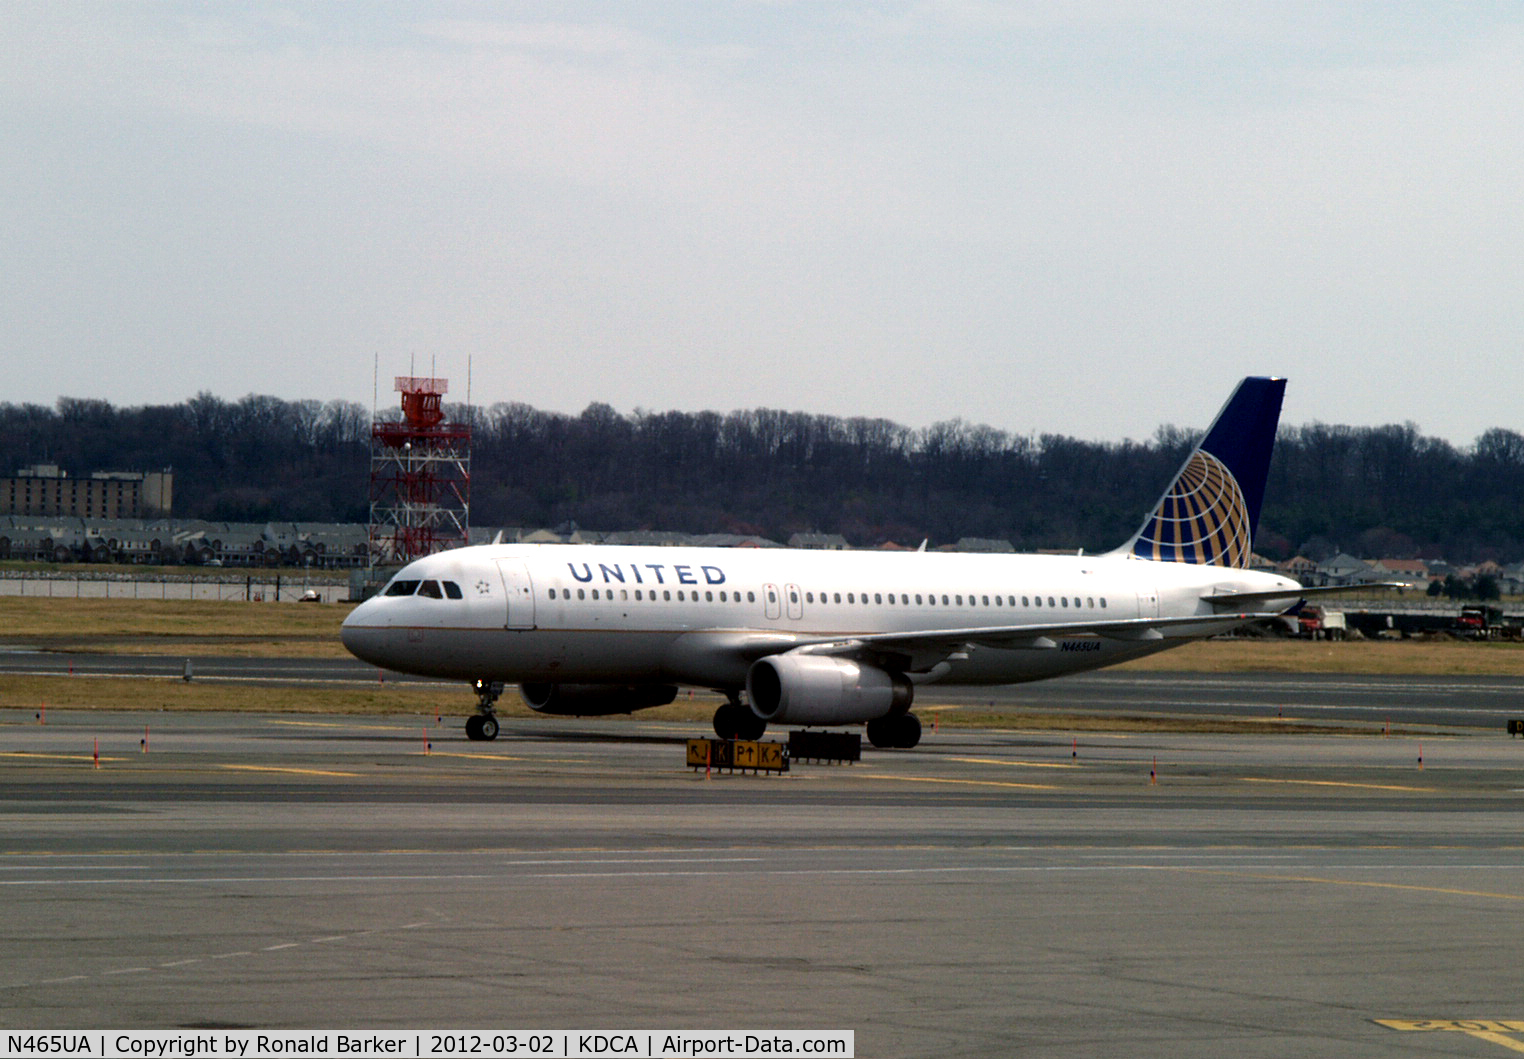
<box><xmin>0</xmin><ymin>596</ymin><xmax>352</xmax><ymax>656</ymax></box>
<box><xmin>1</xmin><ymin>596</ymin><xmax>1517</xmax><ymax>729</ymax></box>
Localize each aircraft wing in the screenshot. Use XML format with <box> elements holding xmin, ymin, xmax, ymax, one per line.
<box><xmin>671</xmin><ymin>613</ymin><xmax>1266</xmax><ymax>679</ymax></box>
<box><xmin>797</xmin><ymin>613</ymin><xmax>1262</xmax><ymax>658</ymax></box>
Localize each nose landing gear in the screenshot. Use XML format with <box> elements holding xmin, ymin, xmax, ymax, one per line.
<box><xmin>466</xmin><ymin>679</ymin><xmax>504</xmax><ymax>741</ymax></box>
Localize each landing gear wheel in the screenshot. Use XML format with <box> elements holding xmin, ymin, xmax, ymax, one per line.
<box><xmin>713</xmin><ymin>700</ymin><xmax>767</xmax><ymax>741</ymax></box>
<box><xmin>734</xmin><ymin>711</ymin><xmax>766</xmax><ymax>741</ymax></box>
<box><xmin>895</xmin><ymin>712</ymin><xmax>922</xmax><ymax>749</ymax></box>
<box><xmin>465</xmin><ymin>714</ymin><xmax>500</xmax><ymax>741</ymax></box>
<box><xmin>867</xmin><ymin>713</ymin><xmax>922</xmax><ymax>749</ymax></box>
<box><xmin>713</xmin><ymin>702</ymin><xmax>742</xmax><ymax>739</ymax></box>
<box><xmin>466</xmin><ymin>679</ymin><xmax>504</xmax><ymax>741</ymax></box>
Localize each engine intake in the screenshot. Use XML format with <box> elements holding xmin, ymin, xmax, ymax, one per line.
<box><xmin>747</xmin><ymin>654</ymin><xmax>913</xmax><ymax>725</ymax></box>
<box><xmin>519</xmin><ymin>683</ymin><xmax>679</xmax><ymax>716</ymax></box>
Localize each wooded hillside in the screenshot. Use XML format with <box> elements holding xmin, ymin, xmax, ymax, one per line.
<box><xmin>4</xmin><ymin>395</ymin><xmax>1522</xmax><ymax>562</ymax></box>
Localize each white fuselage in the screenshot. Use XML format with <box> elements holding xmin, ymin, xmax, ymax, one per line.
<box><xmin>340</xmin><ymin>543</ymin><xmax>1300</xmax><ymax>689</ymax></box>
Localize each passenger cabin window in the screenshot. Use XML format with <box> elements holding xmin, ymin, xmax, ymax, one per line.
<box><xmin>385</xmin><ymin>580</ymin><xmax>420</xmax><ymax>597</ymax></box>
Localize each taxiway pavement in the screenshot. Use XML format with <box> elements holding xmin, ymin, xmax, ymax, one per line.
<box><xmin>4</xmin><ymin>705</ymin><xmax>1524</xmax><ymax>1056</ymax></box>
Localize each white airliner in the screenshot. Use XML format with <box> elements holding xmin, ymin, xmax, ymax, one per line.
<box><xmin>342</xmin><ymin>377</ymin><xmax>1315</xmax><ymax>747</ymax></box>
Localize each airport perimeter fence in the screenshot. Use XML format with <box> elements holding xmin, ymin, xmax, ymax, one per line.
<box><xmin>0</xmin><ymin>572</ymin><xmax>349</xmax><ymax>603</ymax></box>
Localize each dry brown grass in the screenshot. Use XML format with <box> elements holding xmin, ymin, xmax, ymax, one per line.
<box><xmin>0</xmin><ymin>597</ymin><xmax>352</xmax><ymax>657</ymax></box>
<box><xmin>1116</xmin><ymin>636</ymin><xmax>1524</xmax><ymax>676</ymax></box>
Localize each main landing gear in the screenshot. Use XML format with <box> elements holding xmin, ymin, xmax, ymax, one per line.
<box><xmin>712</xmin><ymin>692</ymin><xmax>767</xmax><ymax>741</ymax></box>
<box><xmin>465</xmin><ymin>679</ymin><xmax>503</xmax><ymax>741</ymax></box>
<box><xmin>866</xmin><ymin>713</ymin><xmax>922</xmax><ymax>749</ymax></box>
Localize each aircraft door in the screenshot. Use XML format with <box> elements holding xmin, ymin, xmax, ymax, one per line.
<box><xmin>496</xmin><ymin>559</ymin><xmax>537</xmax><ymax>630</ymax></box>
<box><xmin>763</xmin><ymin>583</ymin><xmax>782</xmax><ymax>621</ymax></box>
<box><xmin>785</xmin><ymin>583</ymin><xmax>804</xmax><ymax>621</ymax></box>
<box><xmin>1136</xmin><ymin>588</ymin><xmax>1159</xmax><ymax>619</ymax></box>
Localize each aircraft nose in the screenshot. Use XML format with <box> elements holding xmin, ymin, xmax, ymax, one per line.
<box><xmin>340</xmin><ymin>599</ymin><xmax>389</xmax><ymax>665</ymax></box>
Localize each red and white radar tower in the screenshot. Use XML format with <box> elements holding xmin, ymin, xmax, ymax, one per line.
<box><xmin>368</xmin><ymin>376</ymin><xmax>471</xmax><ymax>565</ymax></box>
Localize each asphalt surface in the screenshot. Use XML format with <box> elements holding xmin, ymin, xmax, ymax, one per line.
<box><xmin>5</xmin><ymin>696</ymin><xmax>1524</xmax><ymax>1057</ymax></box>
<box><xmin>5</xmin><ymin>645</ymin><xmax>1524</xmax><ymax>729</ymax></box>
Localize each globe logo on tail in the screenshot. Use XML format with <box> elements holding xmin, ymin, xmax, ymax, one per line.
<box><xmin>1131</xmin><ymin>450</ymin><xmax>1253</xmax><ymax>568</ymax></box>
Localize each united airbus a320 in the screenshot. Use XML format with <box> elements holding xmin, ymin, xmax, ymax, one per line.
<box><xmin>342</xmin><ymin>377</ymin><xmax>1315</xmax><ymax>748</ymax></box>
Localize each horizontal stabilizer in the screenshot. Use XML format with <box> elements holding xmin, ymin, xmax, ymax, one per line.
<box><xmin>1203</xmin><ymin>582</ymin><xmax>1407</xmax><ymax>607</ymax></box>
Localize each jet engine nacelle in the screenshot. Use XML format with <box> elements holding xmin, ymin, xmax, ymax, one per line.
<box><xmin>519</xmin><ymin>683</ymin><xmax>679</xmax><ymax>716</ymax></box>
<box><xmin>746</xmin><ymin>654</ymin><xmax>913</xmax><ymax>726</ymax></box>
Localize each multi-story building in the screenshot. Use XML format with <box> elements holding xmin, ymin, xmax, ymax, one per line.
<box><xmin>0</xmin><ymin>465</ymin><xmax>172</xmax><ymax>519</ymax></box>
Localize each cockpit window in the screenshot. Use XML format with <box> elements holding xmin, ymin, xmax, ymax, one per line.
<box><xmin>443</xmin><ymin>581</ymin><xmax>463</xmax><ymax>599</ymax></box>
<box><xmin>418</xmin><ymin>580</ymin><xmax>444</xmax><ymax>599</ymax></box>
<box><xmin>385</xmin><ymin>580</ymin><xmax>421</xmax><ymax>597</ymax></box>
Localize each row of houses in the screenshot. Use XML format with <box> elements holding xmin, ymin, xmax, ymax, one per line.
<box><xmin>5</xmin><ymin>515</ymin><xmax>1521</xmax><ymax>590</ymax></box>
<box><xmin>0</xmin><ymin>516</ymin><xmax>370</xmax><ymax>568</ymax></box>
<box><xmin>1287</xmin><ymin>553</ymin><xmax>1524</xmax><ymax>594</ymax></box>
<box><xmin>0</xmin><ymin>517</ymin><xmax>1106</xmax><ymax>567</ymax></box>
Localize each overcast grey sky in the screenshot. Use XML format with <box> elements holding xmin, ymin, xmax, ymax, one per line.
<box><xmin>3</xmin><ymin>2</ymin><xmax>1522</xmax><ymax>444</ymax></box>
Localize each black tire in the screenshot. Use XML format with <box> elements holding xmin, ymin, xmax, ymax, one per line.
<box><xmin>896</xmin><ymin>713</ymin><xmax>922</xmax><ymax>749</ymax></box>
<box><xmin>713</xmin><ymin>702</ymin><xmax>742</xmax><ymax>739</ymax></box>
<box><xmin>478</xmin><ymin>715</ymin><xmax>500</xmax><ymax>741</ymax></box>
<box><xmin>734</xmin><ymin>710</ymin><xmax>767</xmax><ymax>742</ymax></box>
<box><xmin>464</xmin><ymin>715</ymin><xmax>485</xmax><ymax>741</ymax></box>
<box><xmin>867</xmin><ymin>714</ymin><xmax>921</xmax><ymax>749</ymax></box>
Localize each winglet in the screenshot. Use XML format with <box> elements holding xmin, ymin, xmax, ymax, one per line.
<box><xmin>1116</xmin><ymin>377</ymin><xmax>1286</xmax><ymax>568</ymax></box>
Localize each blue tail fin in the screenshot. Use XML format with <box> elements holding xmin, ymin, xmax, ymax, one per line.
<box><xmin>1116</xmin><ymin>377</ymin><xmax>1285</xmax><ymax>568</ymax></box>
